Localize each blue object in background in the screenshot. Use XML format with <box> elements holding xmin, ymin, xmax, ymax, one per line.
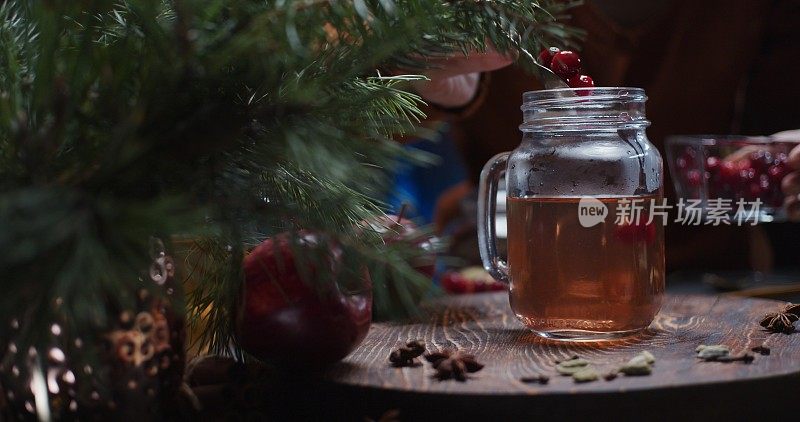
<box><xmin>387</xmin><ymin>125</ymin><xmax>468</xmax><ymax>224</ymax></box>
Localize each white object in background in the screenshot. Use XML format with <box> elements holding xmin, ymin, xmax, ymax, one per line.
<box><xmin>496</xmin><ymin>186</ymin><xmax>507</xmax><ymax>239</ymax></box>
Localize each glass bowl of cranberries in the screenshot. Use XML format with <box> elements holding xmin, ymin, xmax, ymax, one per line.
<box><xmin>666</xmin><ymin>135</ymin><xmax>798</xmax><ymax>222</ymax></box>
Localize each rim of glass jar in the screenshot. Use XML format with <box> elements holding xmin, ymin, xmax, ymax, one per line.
<box><xmin>520</xmin><ymin>87</ymin><xmax>649</xmax><ymax>132</ymax></box>
<box><xmin>521</xmin><ymin>87</ymin><xmax>647</xmax><ymax>106</ymax></box>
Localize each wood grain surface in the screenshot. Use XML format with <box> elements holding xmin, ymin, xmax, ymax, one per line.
<box><xmin>185</xmin><ymin>292</ymin><xmax>800</xmax><ymax>421</ymax></box>
<box><xmin>320</xmin><ymin>292</ymin><xmax>800</xmax><ymax>420</ymax></box>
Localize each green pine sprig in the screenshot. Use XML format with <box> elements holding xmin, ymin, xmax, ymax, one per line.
<box><xmin>0</xmin><ymin>0</ymin><xmax>581</xmax><ymax>383</ymax></box>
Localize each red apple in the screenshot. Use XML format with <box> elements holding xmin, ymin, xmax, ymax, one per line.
<box><xmin>235</xmin><ymin>233</ymin><xmax>371</xmax><ymax>370</ymax></box>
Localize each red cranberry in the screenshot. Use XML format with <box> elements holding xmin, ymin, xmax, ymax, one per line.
<box><xmin>767</xmin><ymin>164</ymin><xmax>788</xmax><ymax>184</ymax></box>
<box><xmin>677</xmin><ymin>148</ymin><xmax>697</xmax><ymax>168</ymax></box>
<box><xmin>686</xmin><ymin>169</ymin><xmax>703</xmax><ymax>187</ymax></box>
<box><xmin>736</xmin><ymin>158</ymin><xmax>753</xmax><ymax>171</ymax></box>
<box><xmin>550</xmin><ymin>51</ymin><xmax>581</xmax><ymax>79</ymax></box>
<box><xmin>749</xmin><ymin>150</ymin><xmax>773</xmax><ymax>172</ymax></box>
<box><xmin>706</xmin><ymin>156</ymin><xmax>721</xmax><ymax>172</ymax></box>
<box><xmin>538</xmin><ymin>47</ymin><xmax>560</xmax><ymax>68</ymax></box>
<box><xmin>567</xmin><ymin>74</ymin><xmax>594</xmax><ymax>89</ymax></box>
<box><xmin>719</xmin><ymin>160</ymin><xmax>739</xmax><ymax>184</ymax></box>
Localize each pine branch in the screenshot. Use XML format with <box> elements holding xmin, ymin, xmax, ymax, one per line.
<box><xmin>0</xmin><ymin>0</ymin><xmax>582</xmax><ymax>376</ymax></box>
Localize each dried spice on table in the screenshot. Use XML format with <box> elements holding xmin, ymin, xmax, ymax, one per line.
<box><xmin>424</xmin><ymin>350</ymin><xmax>484</xmax><ymax>381</ymax></box>
<box><xmin>519</xmin><ymin>373</ymin><xmax>550</xmax><ymax>385</ymax></box>
<box><xmin>618</xmin><ymin>351</ymin><xmax>656</xmax><ymax>376</ymax></box>
<box><xmin>554</xmin><ymin>356</ymin><xmax>601</xmax><ymax>383</ymax></box>
<box><xmin>760</xmin><ymin>303</ymin><xmax>800</xmax><ymax>334</ymax></box>
<box><xmin>388</xmin><ymin>340</ymin><xmax>426</xmax><ymax>367</ymax></box>
<box><xmin>696</xmin><ymin>344</ymin><xmax>754</xmax><ymax>364</ymax></box>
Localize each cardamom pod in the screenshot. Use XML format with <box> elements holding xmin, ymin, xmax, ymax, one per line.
<box><xmin>696</xmin><ymin>344</ymin><xmax>730</xmax><ymax>359</ymax></box>
<box><xmin>639</xmin><ymin>351</ymin><xmax>656</xmax><ymax>364</ymax></box>
<box><xmin>555</xmin><ymin>357</ymin><xmax>590</xmax><ymax>375</ymax></box>
<box><xmin>619</xmin><ymin>357</ymin><xmax>652</xmax><ymax>375</ymax></box>
<box><xmin>572</xmin><ymin>367</ymin><xmax>599</xmax><ymax>383</ymax></box>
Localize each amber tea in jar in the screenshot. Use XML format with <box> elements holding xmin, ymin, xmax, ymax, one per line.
<box><xmin>478</xmin><ymin>88</ymin><xmax>664</xmax><ymax>341</ymax></box>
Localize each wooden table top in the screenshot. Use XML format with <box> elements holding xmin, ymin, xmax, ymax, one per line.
<box><xmin>186</xmin><ymin>292</ymin><xmax>800</xmax><ymax>420</ymax></box>
<box><xmin>320</xmin><ymin>292</ymin><xmax>800</xmax><ymax>420</ymax></box>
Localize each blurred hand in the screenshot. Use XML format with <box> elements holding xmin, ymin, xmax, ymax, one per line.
<box><xmin>411</xmin><ymin>47</ymin><xmax>514</xmax><ymax>108</ymax></box>
<box><xmin>773</xmin><ymin>130</ymin><xmax>800</xmax><ymax>221</ymax></box>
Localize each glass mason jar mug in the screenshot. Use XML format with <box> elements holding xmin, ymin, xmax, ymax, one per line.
<box><xmin>478</xmin><ymin>88</ymin><xmax>665</xmax><ymax>341</ymax></box>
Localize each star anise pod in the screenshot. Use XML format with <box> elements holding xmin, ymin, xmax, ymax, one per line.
<box><xmin>760</xmin><ymin>307</ymin><xmax>799</xmax><ymax>334</ymax></box>
<box><xmin>424</xmin><ymin>350</ymin><xmax>484</xmax><ymax>381</ymax></box>
<box><xmin>388</xmin><ymin>340</ymin><xmax>426</xmax><ymax>367</ymax></box>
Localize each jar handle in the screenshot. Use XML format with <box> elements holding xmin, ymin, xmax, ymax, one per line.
<box><xmin>478</xmin><ymin>152</ymin><xmax>510</xmax><ymax>283</ymax></box>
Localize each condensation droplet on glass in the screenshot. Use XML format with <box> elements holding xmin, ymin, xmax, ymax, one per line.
<box><xmin>226</xmin><ymin>245</ymin><xmax>233</xmax><ymax>252</ymax></box>
<box><xmin>8</xmin><ymin>342</ymin><xmax>17</xmax><ymax>354</ymax></box>
<box><xmin>24</xmin><ymin>401</ymin><xmax>34</xmax><ymax>413</ymax></box>
<box><xmin>11</xmin><ymin>365</ymin><xmax>19</xmax><ymax>377</ymax></box>
<box><xmin>84</xmin><ymin>365</ymin><xmax>93</xmax><ymax>375</ymax></box>
<box><xmin>69</xmin><ymin>401</ymin><xmax>78</xmax><ymax>412</ymax></box>
<box><xmin>90</xmin><ymin>391</ymin><xmax>100</xmax><ymax>400</ymax></box>
<box><xmin>166</xmin><ymin>288</ymin><xmax>174</xmax><ymax>295</ymax></box>
<box><xmin>6</xmin><ymin>390</ymin><xmax>13</xmax><ymax>400</ymax></box>
<box><xmin>11</xmin><ymin>318</ymin><xmax>19</xmax><ymax>329</ymax></box>
<box><xmin>54</xmin><ymin>297</ymin><xmax>63</xmax><ymax>307</ymax></box>
<box><xmin>27</xmin><ymin>347</ymin><xmax>37</xmax><ymax>357</ymax></box>
<box><xmin>127</xmin><ymin>380</ymin><xmax>138</xmax><ymax>390</ymax></box>
<box><xmin>74</xmin><ymin>338</ymin><xmax>83</xmax><ymax>348</ymax></box>
<box><xmin>49</xmin><ymin>347</ymin><xmax>66</xmax><ymax>363</ymax></box>
<box><xmin>62</xmin><ymin>370</ymin><xmax>76</xmax><ymax>384</ymax></box>
<box><xmin>51</xmin><ymin>324</ymin><xmax>62</xmax><ymax>336</ymax></box>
